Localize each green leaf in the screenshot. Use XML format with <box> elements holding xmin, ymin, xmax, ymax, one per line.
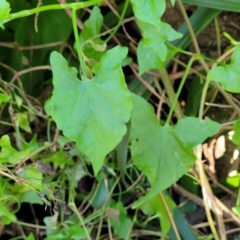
<box><xmin>49</xmin><ymin>46</ymin><xmax>132</xmax><ymax>175</ymax></box>
<box><xmin>174</xmin><ymin>117</ymin><xmax>221</xmax><ymax>148</ymax></box>
<box><xmin>0</xmin><ymin>93</ymin><xmax>11</xmax><ymax>106</ymax></box>
<box><xmin>207</xmin><ymin>46</ymin><xmax>240</xmax><ymax>93</ymax></box>
<box><xmin>0</xmin><ymin>0</ymin><xmax>11</xmax><ymax>28</ymax></box>
<box><xmin>130</xmin><ymin>94</ymin><xmax>195</xmax><ymax>207</ymax></box>
<box><xmin>110</xmin><ymin>201</ymin><xmax>132</xmax><ymax>240</ymax></box>
<box><xmin>80</xmin><ymin>6</ymin><xmax>103</xmax><ymax>43</ymax></box>
<box><xmin>79</xmin><ymin>6</ymin><xmax>106</xmax><ymax>71</ymax></box>
<box><xmin>15</xmin><ymin>112</ymin><xmax>32</xmax><ymax>133</ymax></box>
<box><xmin>65</xmin><ymin>224</ymin><xmax>90</xmax><ymax>240</ymax></box>
<box><xmin>130</xmin><ymin>0</ymin><xmax>166</xmax><ymax>26</ymax></box>
<box><xmin>0</xmin><ymin>135</ymin><xmax>31</xmax><ymax>164</ymax></box>
<box><xmin>26</xmin><ymin>233</ymin><xmax>36</xmax><ymax>240</ymax></box>
<box><xmin>131</xmin><ymin>0</ymin><xmax>182</xmax><ymax>71</ymax></box>
<box><xmin>137</xmin><ymin>40</ymin><xmax>164</xmax><ymax>74</ymax></box>
<box><xmin>0</xmin><ymin>202</ymin><xmax>16</xmax><ymax>224</ymax></box>
<box><xmin>141</xmin><ymin>193</ymin><xmax>176</xmax><ymax>239</ymax></box>
<box><xmin>232</xmin><ymin>206</ymin><xmax>240</xmax><ymax>217</ymax></box>
<box><xmin>232</xmin><ymin>118</ymin><xmax>240</xmax><ymax>147</ymax></box>
<box><xmin>21</xmin><ymin>190</ymin><xmax>43</xmax><ymax>205</ymax></box>
<box><xmin>139</xmin><ymin>21</ymin><xmax>182</xmax><ymax>61</ymax></box>
<box><xmin>43</xmin><ymin>150</ymin><xmax>74</xmax><ymax>168</ymax></box>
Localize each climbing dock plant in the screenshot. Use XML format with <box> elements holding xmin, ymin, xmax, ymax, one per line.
<box><xmin>1</xmin><ymin>0</ymin><xmax>240</xmax><ymax>239</ymax></box>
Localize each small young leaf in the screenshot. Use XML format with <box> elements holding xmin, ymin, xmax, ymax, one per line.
<box><xmin>140</xmin><ymin>21</ymin><xmax>182</xmax><ymax>61</ymax></box>
<box><xmin>15</xmin><ymin>112</ymin><xmax>32</xmax><ymax>133</ymax></box>
<box><xmin>174</xmin><ymin>117</ymin><xmax>221</xmax><ymax>148</ymax></box>
<box><xmin>0</xmin><ymin>93</ymin><xmax>11</xmax><ymax>106</ymax></box>
<box><xmin>130</xmin><ymin>0</ymin><xmax>166</xmax><ymax>26</ymax></box>
<box><xmin>78</xmin><ymin>5</ymin><xmax>106</xmax><ymax>71</ymax></box>
<box><xmin>0</xmin><ymin>135</ymin><xmax>31</xmax><ymax>164</ymax></box>
<box><xmin>137</xmin><ymin>40</ymin><xmax>164</xmax><ymax>74</ymax></box>
<box><xmin>0</xmin><ymin>0</ymin><xmax>11</xmax><ymax>28</ymax></box>
<box><xmin>49</xmin><ymin>46</ymin><xmax>132</xmax><ymax>175</ymax></box>
<box><xmin>207</xmin><ymin>46</ymin><xmax>240</xmax><ymax>93</ymax></box>
<box><xmin>43</xmin><ymin>150</ymin><xmax>74</xmax><ymax>169</ymax></box>
<box><xmin>110</xmin><ymin>201</ymin><xmax>132</xmax><ymax>240</ymax></box>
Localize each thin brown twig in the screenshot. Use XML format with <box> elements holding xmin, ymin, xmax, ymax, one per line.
<box><xmin>34</xmin><ymin>0</ymin><xmax>42</xmax><ymax>32</ymax></box>
<box><xmin>159</xmin><ymin>193</ymin><xmax>181</xmax><ymax>240</ymax></box>
<box><xmin>173</xmin><ymin>183</ymin><xmax>240</xmax><ymax>226</ymax></box>
<box><xmin>129</xmin><ymin>64</ymin><xmax>165</xmax><ymax>102</ymax></box>
<box><xmin>10</xmin><ymin>65</ymin><xmax>52</xmax><ymax>84</ymax></box>
<box><xmin>0</xmin><ymin>41</ymin><xmax>64</xmax><ymax>50</ymax></box>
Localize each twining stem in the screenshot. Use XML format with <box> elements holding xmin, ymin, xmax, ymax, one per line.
<box><xmin>159</xmin><ymin>67</ymin><xmax>183</xmax><ymax>120</ymax></box>
<box><xmin>4</xmin><ymin>0</ymin><xmax>104</xmax><ymax>23</ymax></box>
<box><xmin>72</xmin><ymin>8</ymin><xmax>87</xmax><ymax>79</ymax></box>
<box><xmin>165</xmin><ymin>57</ymin><xmax>194</xmax><ymax>124</ymax></box>
<box><xmin>104</xmin><ymin>0</ymin><xmax>130</xmax><ymax>43</ymax></box>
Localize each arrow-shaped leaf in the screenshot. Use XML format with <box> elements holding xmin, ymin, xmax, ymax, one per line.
<box><xmin>49</xmin><ymin>46</ymin><xmax>132</xmax><ymax>175</ymax></box>
<box><xmin>130</xmin><ymin>93</ymin><xmax>220</xmax><ymax>207</ymax></box>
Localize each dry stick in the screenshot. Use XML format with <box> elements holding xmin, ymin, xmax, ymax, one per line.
<box><xmin>34</xmin><ymin>0</ymin><xmax>42</xmax><ymax>32</ymax></box>
<box><xmin>0</xmin><ymin>41</ymin><xmax>64</xmax><ymax>50</ymax></box>
<box><xmin>131</xmin><ymin>61</ymin><xmax>213</xmax><ymax>81</ymax></box>
<box><xmin>157</xmin><ymin>90</ymin><xmax>165</xmax><ymax>120</ymax></box>
<box><xmin>176</xmin><ymin>0</ymin><xmax>209</xmax><ymax>72</ymax></box>
<box><xmin>195</xmin><ymin>147</ymin><xmax>221</xmax><ymax>240</ymax></box>
<box><xmin>159</xmin><ymin>193</ymin><xmax>181</xmax><ymax>240</ymax></box>
<box><xmin>129</xmin><ymin>64</ymin><xmax>165</xmax><ymax>102</ymax></box>
<box><xmin>204</xmin><ymin>167</ymin><xmax>236</xmax><ymax>198</ymax></box>
<box><xmin>10</xmin><ymin>65</ymin><xmax>52</xmax><ymax>84</ymax></box>
<box><xmin>214</xmin><ymin>17</ymin><xmax>221</xmax><ymax>57</ymax></box>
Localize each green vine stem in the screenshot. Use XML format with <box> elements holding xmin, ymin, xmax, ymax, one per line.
<box><xmin>159</xmin><ymin>67</ymin><xmax>183</xmax><ymax>120</ymax></box>
<box><xmin>104</xmin><ymin>0</ymin><xmax>130</xmax><ymax>43</ymax></box>
<box><xmin>165</xmin><ymin>57</ymin><xmax>194</xmax><ymax>124</ymax></box>
<box><xmin>4</xmin><ymin>0</ymin><xmax>104</xmax><ymax>24</ymax></box>
<box><xmin>72</xmin><ymin>7</ymin><xmax>87</xmax><ymax>79</ymax></box>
